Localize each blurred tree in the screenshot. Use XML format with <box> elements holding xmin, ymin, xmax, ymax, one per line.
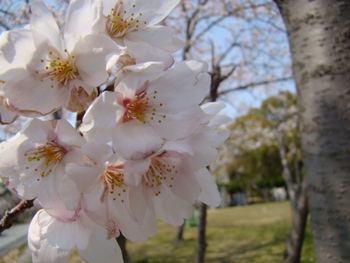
<box><xmin>216</xmin><ymin>90</ymin><xmax>307</xmax><ymax>262</ymax></box>
<box><xmin>222</xmin><ymin>91</ymin><xmax>300</xmax><ymax>197</ymax></box>
<box><xmin>226</xmin><ymin>143</ymin><xmax>285</xmax><ymax>199</ymax></box>
<box><xmin>0</xmin><ymin>0</ymin><xmax>69</xmax><ymax>33</ymax></box>
<box><xmin>166</xmin><ymin>0</ymin><xmax>292</xmax><ymax>109</ymax></box>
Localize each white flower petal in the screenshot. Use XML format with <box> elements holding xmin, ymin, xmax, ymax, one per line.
<box><xmin>125</xmin><ymin>26</ymin><xmax>183</xmax><ymax>68</ymax></box>
<box><xmin>28</xmin><ymin>211</ymin><xmax>71</xmax><ymax>263</ymax></box>
<box><xmin>113</xmin><ymin>121</ymin><xmax>163</xmax><ymax>160</ymax></box>
<box><xmin>150</xmin><ymin>60</ymin><xmax>209</xmax><ymax>108</ymax></box>
<box><xmin>64</xmin><ymin>0</ymin><xmax>103</xmax><ymax>43</ymax></box>
<box><xmin>73</xmin><ymin>34</ymin><xmax>120</xmax><ymax>87</ymax></box>
<box><xmin>4</xmin><ymin>75</ymin><xmax>67</xmax><ymax>116</ymax></box>
<box><xmin>195</xmin><ymin>168</ymin><xmax>221</xmax><ymax>207</ymax></box>
<box><xmin>78</xmin><ymin>226</ymin><xmax>123</xmax><ymax>263</ymax></box>
<box><xmin>30</xmin><ymin>0</ymin><xmax>61</xmax><ymax>51</ymax></box>
<box><xmin>124</xmin><ymin>158</ymin><xmax>152</xmax><ymax>186</ymax></box>
<box><xmin>151</xmin><ymin>185</ymin><xmax>193</xmax><ymax>226</ymax></box>
<box><xmin>41</xmin><ymin>210</ymin><xmax>95</xmax><ymax>251</ymax></box>
<box><xmin>80</xmin><ymin>91</ymin><xmax>119</xmax><ymax>144</ymax></box>
<box><xmin>32</xmin><ymin>239</ymin><xmax>71</xmax><ymax>263</ymax></box>
<box><xmin>0</xmin><ymin>28</ymin><xmax>35</xmax><ymax>74</ymax></box>
<box><xmin>55</xmin><ymin>119</ymin><xmax>86</xmax><ymax>147</ymax></box>
<box><xmin>66</xmin><ymin>163</ymin><xmax>105</xmax><ymax>193</ymax></box>
<box><xmin>113</xmin><ymin>0</ymin><xmax>180</xmax><ymax>27</ymax></box>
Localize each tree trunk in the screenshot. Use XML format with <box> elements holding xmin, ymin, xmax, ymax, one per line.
<box><xmin>116</xmin><ymin>234</ymin><xmax>130</xmax><ymax>263</ymax></box>
<box><xmin>274</xmin><ymin>1</ymin><xmax>350</xmax><ymax>262</ymax></box>
<box><xmin>283</xmin><ymin>180</ymin><xmax>308</xmax><ymax>263</ymax></box>
<box><xmin>195</xmin><ymin>202</ymin><xmax>207</xmax><ymax>263</ymax></box>
<box><xmin>174</xmin><ymin>223</ymin><xmax>185</xmax><ymax>243</ymax></box>
<box><xmin>273</xmin><ymin>127</ymin><xmax>309</xmax><ymax>263</ymax></box>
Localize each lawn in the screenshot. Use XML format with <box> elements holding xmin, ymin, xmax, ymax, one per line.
<box><xmin>124</xmin><ymin>201</ymin><xmax>314</xmax><ymax>263</ymax></box>
<box><xmin>68</xmin><ymin>201</ymin><xmax>314</xmax><ymax>263</ymax></box>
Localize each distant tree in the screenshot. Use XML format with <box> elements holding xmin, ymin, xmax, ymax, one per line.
<box><xmin>216</xmin><ymin>90</ymin><xmax>308</xmax><ymax>262</ymax></box>
<box><xmin>226</xmin><ymin>142</ymin><xmax>285</xmax><ymax>199</ymax></box>
<box><xmin>166</xmin><ymin>0</ymin><xmax>292</xmax><ymax>106</ymax></box>
<box><xmin>0</xmin><ymin>0</ymin><xmax>69</xmax><ymax>33</ymax></box>
<box><xmin>264</xmin><ymin>92</ymin><xmax>307</xmax><ymax>263</ymax></box>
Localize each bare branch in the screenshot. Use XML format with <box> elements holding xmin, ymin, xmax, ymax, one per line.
<box><xmin>217</xmin><ymin>42</ymin><xmax>240</xmax><ymax>65</ymax></box>
<box><xmin>210</xmin><ymin>39</ymin><xmax>215</xmax><ymax>67</ymax></box>
<box><xmin>217</xmin><ymin>77</ymin><xmax>292</xmax><ymax>96</ymax></box>
<box><xmin>195</xmin><ymin>3</ymin><xmax>268</xmax><ymax>41</ymax></box>
<box><xmin>0</xmin><ymin>199</ymin><xmax>35</xmax><ymax>234</ymax></box>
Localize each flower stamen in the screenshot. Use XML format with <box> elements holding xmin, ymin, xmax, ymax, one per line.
<box><xmin>101</xmin><ymin>165</ymin><xmax>127</xmax><ymax>203</ymax></box>
<box><xmin>122</xmin><ymin>88</ymin><xmax>167</xmax><ymax>124</ymax></box>
<box><xmin>24</xmin><ymin>141</ymin><xmax>66</xmax><ymax>180</ymax></box>
<box><xmin>106</xmin><ymin>2</ymin><xmax>144</xmax><ymax>38</ymax></box>
<box><xmin>36</xmin><ymin>49</ymin><xmax>78</xmax><ymax>86</ymax></box>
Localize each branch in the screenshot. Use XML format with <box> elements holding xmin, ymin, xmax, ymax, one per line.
<box><xmin>0</xmin><ymin>9</ymin><xmax>13</xmax><ymax>16</ymax></box>
<box><xmin>271</xmin><ymin>111</ymin><xmax>297</xmax><ymax>129</ymax></box>
<box><xmin>271</xmin><ymin>127</ymin><xmax>296</xmax><ymax>201</ymax></box>
<box><xmin>210</xmin><ymin>39</ymin><xmax>215</xmax><ymax>67</ymax></box>
<box><xmin>0</xmin><ymin>20</ymin><xmax>10</xmax><ymax>31</ymax></box>
<box><xmin>217</xmin><ymin>76</ymin><xmax>292</xmax><ymax>96</ymax></box>
<box><xmin>220</xmin><ymin>65</ymin><xmax>237</xmax><ymax>82</ymax></box>
<box><xmin>195</xmin><ymin>3</ymin><xmax>268</xmax><ymax>41</ymax></box>
<box><xmin>217</xmin><ymin>42</ymin><xmax>240</xmax><ymax>65</ymax></box>
<box><xmin>0</xmin><ymin>199</ymin><xmax>35</xmax><ymax>234</ymax></box>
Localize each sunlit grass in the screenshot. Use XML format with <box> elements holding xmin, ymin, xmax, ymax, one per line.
<box><xmin>124</xmin><ymin>201</ymin><xmax>314</xmax><ymax>263</ymax></box>
<box><xmin>61</xmin><ymin>201</ymin><xmax>314</xmax><ymax>262</ymax></box>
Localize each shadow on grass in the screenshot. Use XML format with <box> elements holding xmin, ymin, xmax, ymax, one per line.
<box><xmin>211</xmin><ymin>238</ymin><xmax>285</xmax><ymax>263</ymax></box>
<box><xmin>132</xmin><ymin>238</ymin><xmax>198</xmax><ymax>263</ymax></box>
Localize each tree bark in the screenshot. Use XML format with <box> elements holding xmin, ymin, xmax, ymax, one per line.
<box><xmin>0</xmin><ymin>199</ymin><xmax>34</xmax><ymax>234</ymax></box>
<box><xmin>274</xmin><ymin>1</ymin><xmax>350</xmax><ymax>262</ymax></box>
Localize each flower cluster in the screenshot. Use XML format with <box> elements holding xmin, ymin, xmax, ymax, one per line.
<box><xmin>0</xmin><ymin>0</ymin><xmax>229</xmax><ymax>262</ymax></box>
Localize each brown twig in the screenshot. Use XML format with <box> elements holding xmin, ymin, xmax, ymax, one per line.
<box><xmin>0</xmin><ymin>199</ymin><xmax>35</xmax><ymax>234</ymax></box>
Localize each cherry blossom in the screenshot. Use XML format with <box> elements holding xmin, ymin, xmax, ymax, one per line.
<box><xmin>122</xmin><ymin>146</ymin><xmax>201</xmax><ymax>226</ymax></box>
<box><xmin>0</xmin><ymin>118</ymin><xmax>85</xmax><ymax>201</ymax></box>
<box><xmin>169</xmin><ymin>102</ymin><xmax>231</xmax><ymax>172</ymax></box>
<box><xmin>0</xmin><ymin>0</ymin><xmax>120</xmax><ymax>116</ymax></box>
<box><xmin>92</xmin><ymin>0</ymin><xmax>183</xmax><ymax>68</ymax></box>
<box><xmin>28</xmin><ymin>208</ymin><xmax>123</xmax><ymax>263</ymax></box>
<box><xmin>66</xmin><ymin>142</ymin><xmax>158</xmax><ymax>242</ymax></box>
<box><xmin>80</xmin><ymin>60</ymin><xmax>210</xmax><ymax>148</ymax></box>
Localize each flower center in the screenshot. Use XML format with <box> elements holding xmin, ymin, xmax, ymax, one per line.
<box><xmin>106</xmin><ymin>2</ymin><xmax>146</xmax><ymax>38</ymax></box>
<box><xmin>124</xmin><ymin>91</ymin><xmax>149</xmax><ymax>123</ymax></box>
<box><xmin>101</xmin><ymin>165</ymin><xmax>127</xmax><ymax>203</ymax></box>
<box><xmin>144</xmin><ymin>158</ymin><xmax>164</xmax><ymax>188</ymax></box>
<box><xmin>36</xmin><ymin>49</ymin><xmax>78</xmax><ymax>87</ymax></box>
<box><xmin>122</xmin><ymin>88</ymin><xmax>167</xmax><ymax>124</ymax></box>
<box><xmin>23</xmin><ymin>141</ymin><xmax>66</xmax><ymax>180</ymax></box>
<box><xmin>143</xmin><ymin>155</ymin><xmax>179</xmax><ymax>196</ymax></box>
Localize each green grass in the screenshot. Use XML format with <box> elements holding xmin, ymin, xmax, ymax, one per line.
<box><xmin>125</xmin><ymin>201</ymin><xmax>314</xmax><ymax>263</ymax></box>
